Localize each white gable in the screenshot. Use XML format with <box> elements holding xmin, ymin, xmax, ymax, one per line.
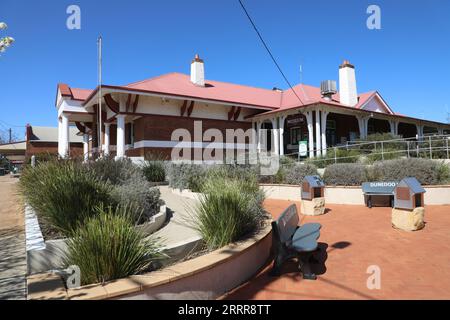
<box><xmin>360</xmin><ymin>95</ymin><xmax>393</xmax><ymax>114</ymax></box>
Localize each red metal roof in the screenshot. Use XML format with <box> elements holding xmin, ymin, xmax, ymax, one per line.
<box><xmin>124</xmin><ymin>72</ymin><xmax>281</xmax><ymax>109</ymax></box>
<box><xmin>63</xmin><ymin>72</ymin><xmax>376</xmax><ymax>112</ymax></box>
<box><xmin>58</xmin><ymin>84</ymin><xmax>93</xmax><ymax>101</ymax></box>
<box><xmin>70</xmin><ymin>88</ymin><xmax>93</xmax><ymax>101</ymax></box>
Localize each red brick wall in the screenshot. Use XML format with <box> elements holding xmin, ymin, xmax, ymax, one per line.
<box><xmin>25</xmin><ymin>142</ymin><xmax>84</xmax><ymax>158</ymax></box>
<box><xmin>134</xmin><ymin>114</ymin><xmax>252</xmax><ymax>141</ymax></box>
<box><xmin>126</xmin><ymin>115</ymin><xmax>252</xmax><ymax>160</ymax></box>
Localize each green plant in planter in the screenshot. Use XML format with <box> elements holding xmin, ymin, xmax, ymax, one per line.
<box><xmin>369</xmin><ymin>158</ymin><xmax>450</xmax><ymax>185</ymax></box>
<box><xmin>19</xmin><ymin>160</ymin><xmax>115</xmax><ymax>236</ymax></box>
<box><xmin>87</xmin><ymin>156</ymin><xmax>141</xmax><ymax>185</ymax></box>
<box><xmin>284</xmin><ymin>163</ymin><xmax>319</xmax><ymax>185</ymax></box>
<box><xmin>64</xmin><ymin>205</ymin><xmax>164</xmax><ymax>285</ymax></box>
<box><xmin>323</xmin><ymin>163</ymin><xmax>368</xmax><ymax>186</ymax></box>
<box><xmin>142</xmin><ymin>160</ymin><xmax>166</xmax><ymax>182</ymax></box>
<box><xmin>191</xmin><ymin>174</ymin><xmax>266</xmax><ymax>250</ymax></box>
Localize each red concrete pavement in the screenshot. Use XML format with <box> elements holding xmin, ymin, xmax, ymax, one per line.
<box><xmin>225</xmin><ymin>200</ymin><xmax>450</xmax><ymax>300</ymax></box>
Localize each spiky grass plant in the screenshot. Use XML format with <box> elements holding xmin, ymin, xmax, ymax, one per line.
<box><xmin>19</xmin><ymin>160</ymin><xmax>114</xmax><ymax>236</ymax></box>
<box><xmin>142</xmin><ymin>161</ymin><xmax>166</xmax><ymax>182</ymax></box>
<box><xmin>192</xmin><ymin>173</ymin><xmax>266</xmax><ymax>250</ymax></box>
<box><xmin>64</xmin><ymin>205</ymin><xmax>164</xmax><ymax>285</ymax></box>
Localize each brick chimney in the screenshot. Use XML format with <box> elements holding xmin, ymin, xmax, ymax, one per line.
<box><xmin>339</xmin><ymin>60</ymin><xmax>358</xmax><ymax>106</ymax></box>
<box><xmin>190</xmin><ymin>54</ymin><xmax>205</xmax><ymax>86</ymax></box>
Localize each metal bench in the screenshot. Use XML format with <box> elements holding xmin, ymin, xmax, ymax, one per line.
<box><xmin>270</xmin><ymin>204</ymin><xmax>321</xmax><ymax>280</ymax></box>
<box><xmin>362</xmin><ymin>181</ymin><xmax>398</xmax><ymax>208</ymax></box>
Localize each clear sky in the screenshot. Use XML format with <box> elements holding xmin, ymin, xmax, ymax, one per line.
<box><xmin>1</xmin><ymin>0</ymin><xmax>449</xmax><ymax>140</ymax></box>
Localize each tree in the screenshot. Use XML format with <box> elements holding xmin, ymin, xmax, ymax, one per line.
<box><xmin>0</xmin><ymin>22</ymin><xmax>14</xmax><ymax>54</ymax></box>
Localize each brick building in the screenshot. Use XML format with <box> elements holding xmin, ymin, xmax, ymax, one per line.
<box><xmin>55</xmin><ymin>56</ymin><xmax>450</xmax><ymax>161</ymax></box>
<box><xmin>25</xmin><ymin>125</ymin><xmax>83</xmax><ymax>158</ymax></box>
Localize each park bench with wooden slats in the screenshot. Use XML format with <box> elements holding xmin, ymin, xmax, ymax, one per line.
<box><xmin>270</xmin><ymin>204</ymin><xmax>321</xmax><ymax>280</ymax></box>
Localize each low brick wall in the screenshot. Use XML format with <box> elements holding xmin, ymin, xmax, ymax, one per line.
<box><xmin>260</xmin><ymin>184</ymin><xmax>450</xmax><ymax>206</ymax></box>
<box><xmin>27</xmin><ymin>222</ymin><xmax>272</xmax><ymax>300</ymax></box>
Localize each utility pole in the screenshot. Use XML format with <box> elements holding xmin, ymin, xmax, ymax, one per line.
<box><xmin>8</xmin><ymin>128</ymin><xmax>11</xmax><ymax>143</ymax></box>
<box><xmin>97</xmin><ymin>36</ymin><xmax>103</xmax><ymax>156</ymax></box>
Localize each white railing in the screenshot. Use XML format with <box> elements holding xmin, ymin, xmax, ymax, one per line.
<box><xmin>288</xmin><ymin>134</ymin><xmax>450</xmax><ymax>165</ymax></box>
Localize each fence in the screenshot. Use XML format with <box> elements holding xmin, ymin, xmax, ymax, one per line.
<box><xmin>290</xmin><ymin>134</ymin><xmax>450</xmax><ymax>166</ymax></box>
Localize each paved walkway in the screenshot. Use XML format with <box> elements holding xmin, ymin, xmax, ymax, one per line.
<box><xmin>155</xmin><ymin>186</ymin><xmax>200</xmax><ymax>246</ymax></box>
<box><xmin>226</xmin><ymin>200</ymin><xmax>450</xmax><ymax>300</ymax></box>
<box><xmin>0</xmin><ymin>176</ymin><xmax>27</xmax><ymax>300</ymax></box>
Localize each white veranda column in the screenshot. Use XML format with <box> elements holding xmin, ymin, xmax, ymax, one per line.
<box><xmin>357</xmin><ymin>116</ymin><xmax>369</xmax><ymax>139</ymax></box>
<box><xmin>305</xmin><ymin>111</ymin><xmax>314</xmax><ymax>158</ymax></box>
<box><xmin>57</xmin><ymin>117</ymin><xmax>62</xmax><ymax>156</ymax></box>
<box><xmin>116</xmin><ymin>115</ymin><xmax>126</xmax><ymax>159</ymax></box>
<box><xmin>83</xmin><ymin>134</ymin><xmax>89</xmax><ymax>162</ymax></box>
<box><xmin>315</xmin><ymin>110</ymin><xmax>322</xmax><ymax>157</ymax></box>
<box><xmin>256</xmin><ymin>121</ymin><xmax>262</xmax><ymax>153</ymax></box>
<box><xmin>416</xmin><ymin>124</ymin><xmax>424</xmax><ymax>139</ymax></box>
<box><xmin>321</xmin><ymin>110</ymin><xmax>329</xmax><ymax>156</ymax></box>
<box><xmin>390</xmin><ymin>120</ymin><xmax>399</xmax><ymax>136</ymax></box>
<box><xmin>279</xmin><ymin>115</ymin><xmax>286</xmax><ymax>156</ymax></box>
<box><xmin>60</xmin><ymin>113</ymin><xmax>69</xmax><ymax>158</ymax></box>
<box><xmin>271</xmin><ymin>118</ymin><xmax>279</xmax><ymax>155</ymax></box>
<box><xmin>104</xmin><ymin>123</ymin><xmax>110</xmax><ymax>156</ymax></box>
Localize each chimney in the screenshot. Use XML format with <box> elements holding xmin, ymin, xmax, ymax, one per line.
<box><xmin>339</xmin><ymin>60</ymin><xmax>358</xmax><ymax>106</ymax></box>
<box><xmin>190</xmin><ymin>54</ymin><xmax>205</xmax><ymax>86</ymax></box>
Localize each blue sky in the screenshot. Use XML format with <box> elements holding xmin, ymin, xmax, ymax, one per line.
<box><xmin>1</xmin><ymin>0</ymin><xmax>449</xmax><ymax>139</ymax></box>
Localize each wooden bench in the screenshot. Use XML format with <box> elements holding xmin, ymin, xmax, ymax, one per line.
<box><xmin>270</xmin><ymin>204</ymin><xmax>321</xmax><ymax>280</ymax></box>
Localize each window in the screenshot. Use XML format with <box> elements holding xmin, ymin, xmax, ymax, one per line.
<box><xmin>290</xmin><ymin>127</ymin><xmax>301</xmax><ymax>144</ymax></box>
<box><xmin>125</xmin><ymin>123</ymin><xmax>135</xmax><ymax>148</ymax></box>
<box><xmin>326</xmin><ymin>120</ymin><xmax>337</xmax><ymax>146</ymax></box>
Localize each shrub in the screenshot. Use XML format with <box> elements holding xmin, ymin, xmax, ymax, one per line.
<box><xmin>88</xmin><ymin>157</ymin><xmax>161</xmax><ymax>220</ymax></box>
<box><xmin>142</xmin><ymin>161</ymin><xmax>166</xmax><ymax>182</ymax></box>
<box><xmin>367</xmin><ymin>147</ymin><xmax>403</xmax><ymax>163</ymax></box>
<box><xmin>87</xmin><ymin>157</ymin><xmax>141</xmax><ymax>185</ymax></box>
<box><xmin>192</xmin><ymin>174</ymin><xmax>266</xmax><ymax>250</ymax></box>
<box><xmin>64</xmin><ymin>206</ymin><xmax>163</xmax><ymax>285</ymax></box>
<box><xmin>25</xmin><ymin>152</ymin><xmax>58</xmax><ymax>165</ymax></box>
<box><xmin>323</xmin><ymin>163</ymin><xmax>368</xmax><ymax>186</ymax></box>
<box><xmin>19</xmin><ymin>160</ymin><xmax>114</xmax><ymax>235</ymax></box>
<box><xmin>306</xmin><ymin>149</ymin><xmax>360</xmax><ymax>168</ymax></box>
<box><xmin>369</xmin><ymin>158</ymin><xmax>450</xmax><ymax>185</ymax></box>
<box><xmin>284</xmin><ymin>163</ymin><xmax>319</xmax><ymax>185</ymax></box>
<box><xmin>360</xmin><ymin>133</ymin><xmax>404</xmax><ymax>151</ymax></box>
<box><xmin>112</xmin><ymin>175</ymin><xmax>161</xmax><ymax>223</ymax></box>
<box><xmin>167</xmin><ymin>162</ymin><xmax>209</xmax><ymax>192</ymax></box>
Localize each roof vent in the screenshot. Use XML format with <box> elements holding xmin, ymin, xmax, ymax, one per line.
<box><xmin>320</xmin><ymin>80</ymin><xmax>337</xmax><ymax>101</ymax></box>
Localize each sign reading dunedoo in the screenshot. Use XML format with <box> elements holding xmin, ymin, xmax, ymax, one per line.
<box><xmin>362</xmin><ymin>181</ymin><xmax>398</xmax><ymax>195</ymax></box>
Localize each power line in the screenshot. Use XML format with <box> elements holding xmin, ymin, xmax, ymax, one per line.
<box><xmin>237</xmin><ymin>0</ymin><xmax>304</xmax><ymax>105</ymax></box>
<box><xmin>0</xmin><ymin>119</ymin><xmax>25</xmax><ymax>127</ymax></box>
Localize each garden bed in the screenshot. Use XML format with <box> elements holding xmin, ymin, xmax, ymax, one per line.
<box><xmin>26</xmin><ymin>204</ymin><xmax>169</xmax><ymax>275</ymax></box>
<box><xmin>27</xmin><ymin>221</ymin><xmax>272</xmax><ymax>300</ymax></box>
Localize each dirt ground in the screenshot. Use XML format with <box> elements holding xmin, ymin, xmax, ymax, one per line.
<box><xmin>0</xmin><ymin>175</ymin><xmax>27</xmax><ymax>300</ymax></box>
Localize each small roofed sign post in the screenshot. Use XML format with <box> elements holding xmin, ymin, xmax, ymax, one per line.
<box><xmin>392</xmin><ymin>177</ymin><xmax>426</xmax><ymax>231</ymax></box>
<box><xmin>301</xmin><ymin>175</ymin><xmax>326</xmax><ymax>216</ymax></box>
